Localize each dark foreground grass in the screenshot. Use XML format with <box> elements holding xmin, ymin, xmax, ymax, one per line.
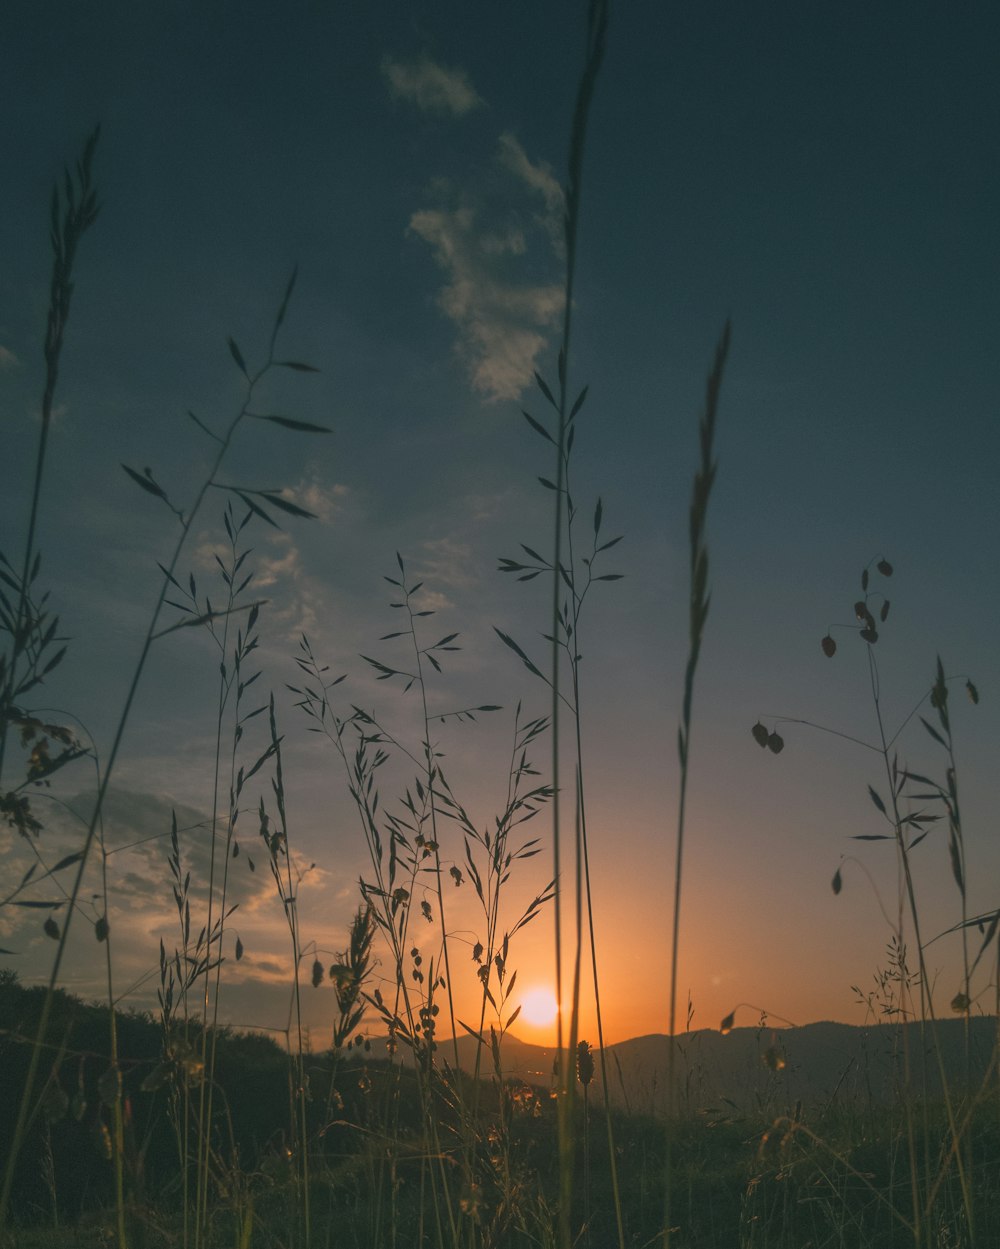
<box><xmin>3</xmin><ymin>977</ymin><xmax>999</xmax><ymax>1249</ymax></box>
<box><xmin>5</xmin><ymin>7</ymin><xmax>999</xmax><ymax>1249</ymax></box>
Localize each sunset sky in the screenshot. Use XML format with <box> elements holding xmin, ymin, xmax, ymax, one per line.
<box><xmin>3</xmin><ymin>2</ymin><xmax>999</xmax><ymax>1049</ymax></box>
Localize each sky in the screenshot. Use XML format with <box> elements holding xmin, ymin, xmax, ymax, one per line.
<box><xmin>2</xmin><ymin>1</ymin><xmax>999</xmax><ymax>1050</ymax></box>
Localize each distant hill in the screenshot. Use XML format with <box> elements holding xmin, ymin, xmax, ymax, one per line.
<box><xmin>441</xmin><ymin>1017</ymin><xmax>998</xmax><ymax>1114</ymax></box>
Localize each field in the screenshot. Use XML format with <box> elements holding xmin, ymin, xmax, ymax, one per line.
<box><xmin>3</xmin><ymin>3</ymin><xmax>999</xmax><ymax>1247</ymax></box>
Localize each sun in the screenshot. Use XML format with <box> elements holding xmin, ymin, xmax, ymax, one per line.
<box><xmin>519</xmin><ymin>986</ymin><xmax>559</xmax><ymax>1028</ymax></box>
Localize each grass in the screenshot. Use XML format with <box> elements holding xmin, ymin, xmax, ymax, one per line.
<box><xmin>747</xmin><ymin>578</ymin><xmax>993</xmax><ymax>1249</ymax></box>
<box><xmin>3</xmin><ymin>978</ymin><xmax>998</xmax><ymax>1247</ymax></box>
<box><xmin>2</xmin><ymin>3</ymin><xmax>998</xmax><ymax>1248</ymax></box>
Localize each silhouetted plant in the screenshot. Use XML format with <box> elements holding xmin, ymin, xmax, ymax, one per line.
<box><xmin>751</xmin><ymin>558</ymin><xmax>987</xmax><ymax>1249</ymax></box>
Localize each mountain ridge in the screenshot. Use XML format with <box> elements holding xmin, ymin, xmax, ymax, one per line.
<box><xmin>436</xmin><ymin>1016</ymin><xmax>998</xmax><ymax>1112</ymax></box>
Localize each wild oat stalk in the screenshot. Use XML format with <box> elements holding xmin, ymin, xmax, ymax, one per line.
<box><xmin>0</xmin><ymin>126</ymin><xmax>102</xmax><ymax>1234</ymax></box>
<box><xmin>290</xmin><ymin>633</ymin><xmax>465</xmax><ymax>1248</ymax></box>
<box><xmin>257</xmin><ymin>694</ymin><xmax>311</xmax><ymax>1249</ymax></box>
<box><xmin>494</xmin><ymin>6</ymin><xmax>622</xmax><ymax>1244</ymax></box>
<box><xmin>0</xmin><ymin>128</ymin><xmax>99</xmax><ymax>797</ymax></box>
<box><xmin>752</xmin><ymin>570</ymin><xmax>983</xmax><ymax>1248</ymax></box>
<box><xmin>0</xmin><ymin>130</ymin><xmax>98</xmax><ymax>857</ymax></box>
<box><xmin>538</xmin><ymin>4</ymin><xmax>607</xmax><ymax>1246</ymax></box>
<box><xmin>435</xmin><ymin>704</ymin><xmax>554</xmax><ymax>1061</ymax></box>
<box><xmin>171</xmin><ymin>506</ymin><xmax>274</xmax><ymax>1249</ymax></box>
<box><xmin>664</xmin><ymin>322</ymin><xmax>730</xmax><ymax>1249</ymax></box>
<box><xmin>362</xmin><ymin>552</ymin><xmax>469</xmax><ymax>1072</ymax></box>
<box><xmin>1</xmin><ymin>238</ymin><xmax>325</xmax><ymax>1233</ymax></box>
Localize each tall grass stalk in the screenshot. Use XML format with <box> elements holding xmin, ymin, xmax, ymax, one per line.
<box><xmin>754</xmin><ymin>569</ymin><xmax>986</xmax><ymax>1248</ymax></box>
<box><xmin>95</xmin><ymin>802</ymin><xmax>128</xmax><ymax>1249</ymax></box>
<box><xmin>538</xmin><ymin>4</ymin><xmax>608</xmax><ymax>1246</ymax></box>
<box><xmin>1</xmin><ymin>181</ymin><xmax>326</xmax><ymax>1235</ymax></box>
<box><xmin>498</xmin><ymin>5</ymin><xmax>647</xmax><ymax>1243</ymax></box>
<box><xmin>0</xmin><ymin>126</ymin><xmax>102</xmax><ymax>1233</ymax></box>
<box><xmin>260</xmin><ymin>695</ymin><xmax>311</xmax><ymax>1249</ymax></box>
<box><xmin>663</xmin><ymin>323</ymin><xmax>730</xmax><ymax>1249</ymax></box>
<box><xmin>0</xmin><ymin>128</ymin><xmax>99</xmax><ymax>795</ymax></box>
<box><xmin>290</xmin><ymin>629</ymin><xmax>465</xmax><ymax>1248</ymax></box>
<box><xmin>178</xmin><ymin>509</ymin><xmax>272</xmax><ymax>1249</ymax></box>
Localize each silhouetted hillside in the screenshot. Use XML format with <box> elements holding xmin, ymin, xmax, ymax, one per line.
<box><xmin>445</xmin><ymin>1016</ymin><xmax>999</xmax><ymax>1114</ymax></box>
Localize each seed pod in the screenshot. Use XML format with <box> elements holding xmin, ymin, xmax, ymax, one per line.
<box><xmin>577</xmin><ymin>1041</ymin><xmax>595</xmax><ymax>1088</ymax></box>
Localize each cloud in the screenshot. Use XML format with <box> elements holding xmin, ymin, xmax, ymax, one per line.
<box><xmin>417</xmin><ymin>537</ymin><xmax>477</xmax><ymax>591</ymax></box>
<box><xmin>458</xmin><ymin>489</ymin><xmax>515</xmax><ymax>523</ymax></box>
<box><xmin>189</xmin><ymin>517</ymin><xmax>337</xmax><ymax>641</ymax></box>
<box><xmin>497</xmin><ymin>134</ymin><xmax>566</xmax><ymax>258</ymax></box>
<box><xmin>405</xmin><ymin>129</ymin><xmax>568</xmax><ymax>402</ymax></box>
<box><xmin>244</xmin><ymin>956</ymin><xmax>285</xmax><ymax>976</ymax></box>
<box><xmin>479</xmin><ymin>228</ymin><xmax>527</xmax><ymax>257</ymax></box>
<box><xmin>0</xmin><ymin>345</ymin><xmax>19</xmax><ymax>371</ymax></box>
<box><xmin>0</xmin><ymin>786</ymin><xmax>353</xmax><ymax>1021</ymax></box>
<box><xmin>409</xmin><ymin>201</ymin><xmax>564</xmax><ymax>401</ymax></box>
<box><xmin>255</xmin><ymin>532</ymin><xmax>301</xmax><ymax>589</ymax></box>
<box><xmin>192</xmin><ymin>537</ymin><xmax>230</xmax><ymax>574</ymax></box>
<box><xmin>498</xmin><ymin>133</ymin><xmax>564</xmax><ymax>218</ymax></box>
<box><xmin>251</xmin><ymin>532</ymin><xmax>324</xmax><ymax>639</ymax></box>
<box><xmin>283</xmin><ymin>478</ymin><xmax>350</xmax><ymax>526</ymax></box>
<box><xmin>0</xmin><ymin>787</ymin><xmax>264</xmax><ymax>988</ymax></box>
<box><xmin>468</xmin><ymin>321</ymin><xmax>557</xmax><ymax>401</ymax></box>
<box><xmin>382</xmin><ymin>55</ymin><xmax>484</xmax><ymax>116</ymax></box>
<box><xmin>70</xmin><ymin>787</ymin><xmax>275</xmax><ymax>910</ymax></box>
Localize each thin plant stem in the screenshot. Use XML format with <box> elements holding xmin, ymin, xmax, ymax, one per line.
<box><xmin>558</xmin><ymin>467</ymin><xmax>625</xmax><ymax>1248</ymax></box>
<box><xmin>270</xmin><ymin>698</ymin><xmax>312</xmax><ymax>1249</ymax></box>
<box><xmin>867</xmin><ymin>650</ymin><xmax>973</xmax><ymax>1246</ymax></box>
<box><xmin>97</xmin><ymin>811</ymin><xmax>128</xmax><ymax>1249</ymax></box>
<box><xmin>0</xmin><ymin>128</ymin><xmax>100</xmax><ymax>788</ymax></box>
<box><xmin>545</xmin><ymin>6</ymin><xmax>607</xmax><ymax>1246</ymax></box>
<box><xmin>664</xmin><ymin>322</ymin><xmax>729</xmax><ymax>1249</ymax></box>
<box><xmin>1</xmin><ymin>268</ymin><xmax>315</xmax><ymax>1231</ymax></box>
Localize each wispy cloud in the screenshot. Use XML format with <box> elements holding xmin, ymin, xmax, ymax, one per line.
<box><xmin>190</xmin><ymin>505</ymin><xmax>345</xmax><ymax>641</ymax></box>
<box><xmin>495</xmin><ymin>133</ymin><xmax>566</xmax><ymax>260</ymax></box>
<box><xmin>409</xmin><ymin>139</ymin><xmax>566</xmax><ymax>401</ymax></box>
<box><xmin>459</xmin><ymin>490</ymin><xmax>510</xmax><ymax>523</ymax></box>
<box><xmin>496</xmin><ymin>135</ymin><xmax>561</xmax><ymax>218</ymax></box>
<box><xmin>0</xmin><ymin>786</ymin><xmax>348</xmax><ymax>1019</ymax></box>
<box><xmin>0</xmin><ymin>787</ymin><xmax>266</xmax><ymax>981</ymax></box>
<box><xmin>0</xmin><ymin>345</ymin><xmax>19</xmax><ymax>371</ymax></box>
<box><xmin>282</xmin><ymin>478</ymin><xmax>350</xmax><ymax>526</ymax></box>
<box><xmin>385</xmin><ymin>56</ymin><xmax>566</xmax><ymax>402</ymax></box>
<box><xmin>255</xmin><ymin>532</ymin><xmax>301</xmax><ymax>589</ymax></box>
<box><xmin>251</xmin><ymin>531</ymin><xmax>325</xmax><ymax>639</ymax></box>
<box><xmin>382</xmin><ymin>55</ymin><xmax>484</xmax><ymax>116</ymax></box>
<box><xmin>417</xmin><ymin>537</ymin><xmax>477</xmax><ymax>590</ymax></box>
<box><xmin>394</xmin><ymin>537</ymin><xmax>480</xmax><ymax>612</ymax></box>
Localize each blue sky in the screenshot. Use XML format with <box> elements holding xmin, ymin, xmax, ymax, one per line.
<box><xmin>2</xmin><ymin>1</ymin><xmax>999</xmax><ymax>1044</ymax></box>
